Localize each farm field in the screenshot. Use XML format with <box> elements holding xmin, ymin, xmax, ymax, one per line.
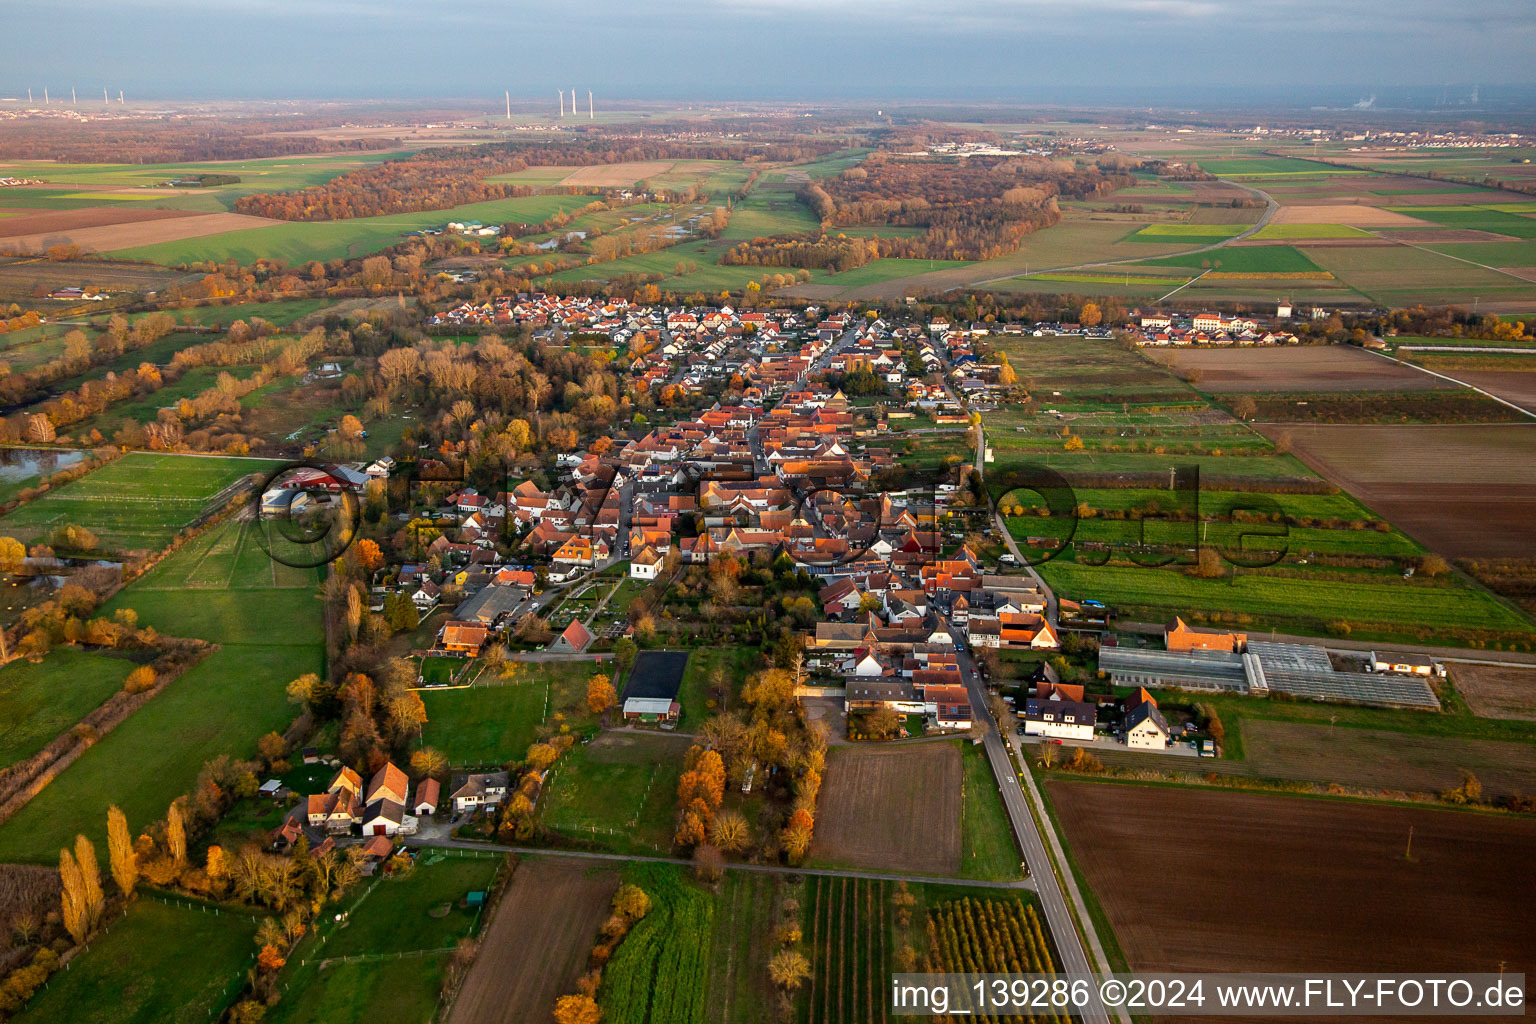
<box><xmin>800</xmin><ymin>874</ymin><xmax>890</xmax><ymax>1024</ymax></box>
<box><xmin>1261</xmin><ymin>423</ymin><xmax>1536</xmax><ymax>559</ymax></box>
<box><xmin>1449</xmin><ymin>663</ymin><xmax>1536</xmax><ymax>721</ymax></box>
<box><xmin>705</xmin><ymin>871</ymin><xmax>794</xmax><ymax>1024</ymax></box>
<box><xmin>420</xmin><ymin>660</ymin><xmax>598</xmax><ymax>766</ymax></box>
<box><xmin>0</xmin><ymin>258</ymin><xmax>192</xmax><ymax>304</ymax></box>
<box><xmin>539</xmin><ymin>731</ymin><xmax>690</xmax><ymax>853</ymax></box>
<box><xmin>108</xmin><ymin>194</ymin><xmax>581</xmax><ymax>266</ymax></box>
<box><xmin>810</xmin><ymin>742</ymin><xmax>961</xmax><ymax>875</ymax></box>
<box><xmin>1137</xmin><ymin>244</ymin><xmax>1326</xmax><ymax>274</ymax></box>
<box><xmin>1238</xmin><ymin>719</ymin><xmax>1536</xmax><ymax>798</ymax></box>
<box><xmin>13</xmin><ymin>898</ymin><xmax>256</xmax><ymax>1024</ymax></box>
<box><xmin>1446</xmin><ymin>368</ymin><xmax>1536</xmax><ymax>411</ymax></box>
<box><xmin>1046</xmin><ymin>781</ymin><xmax>1536</xmax><ymax>974</ymax></box>
<box><xmin>0</xmin><ymin>519</ymin><xmax>322</xmax><ymax>863</ymax></box>
<box><xmin>0</xmin><ymin>452</ymin><xmax>273</xmax><ymax>552</ymax></box>
<box><xmin>1147</xmin><ymin>345</ymin><xmax>1452</xmax><ymax>392</ymax></box>
<box><xmin>0</xmin><ymin>648</ymin><xmax>135</xmax><ymax>769</ymax></box>
<box><xmin>0</xmin><ymin>212</ymin><xmax>283</xmax><ymax>256</ymax></box>
<box><xmin>1306</xmin><ymin>244</ymin><xmax>1536</xmax><ymax>309</ymax></box>
<box><xmin>599</xmin><ymin>862</ymin><xmax>715</xmax><ymax>1024</ymax></box>
<box><xmin>448</xmin><ymin>856</ymin><xmax>619</xmax><ymax>1024</ymax></box>
<box><xmin>1037</xmin><ymin>559</ymin><xmax>1533</xmax><ymax>641</ymax></box>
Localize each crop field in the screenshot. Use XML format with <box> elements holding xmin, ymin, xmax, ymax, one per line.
<box><xmin>13</xmin><ymin>898</ymin><xmax>257</xmax><ymax>1024</ymax></box>
<box><xmin>1305</xmin><ymin>244</ymin><xmax>1536</xmax><ymax>308</ymax></box>
<box><xmin>1248</xmin><ymin>222</ymin><xmax>1374</xmax><ymax>239</ymax></box>
<box><xmin>1269</xmin><ymin>205</ymin><xmax>1430</xmax><ymax>228</ymax></box>
<box><xmin>109</xmin><ymin>194</ymin><xmax>580</xmax><ymax>265</ymax></box>
<box><xmin>1261</xmin><ymin>423</ymin><xmax>1536</xmax><ymax>559</ymax></box>
<box><xmin>448</xmin><ymin>856</ymin><xmax>619</xmax><ymax>1024</ymax></box>
<box><xmin>810</xmin><ymin>742</ymin><xmax>961</xmax><ymax>875</ymax></box>
<box><xmin>1445</xmin><ymin>368</ymin><xmax>1536</xmax><ymax>411</ymax></box>
<box><xmin>0</xmin><ymin>257</ymin><xmax>192</xmax><ymax>303</ymax></box>
<box><xmin>1239</xmin><ymin>719</ymin><xmax>1536</xmax><ymax>798</ymax></box>
<box><xmin>1046</xmin><ymin>781</ymin><xmax>1536</xmax><ymax>974</ymax></box>
<box><xmin>420</xmin><ymin>660</ymin><xmax>596</xmax><ymax>766</ymax></box>
<box><xmin>539</xmin><ymin>732</ymin><xmax>690</xmax><ymax>853</ymax></box>
<box><xmin>1448</xmin><ymin>663</ymin><xmax>1536</xmax><ymax>721</ymax></box>
<box><xmin>801</xmin><ymin>874</ymin><xmax>890</xmax><ymax>1024</ymax></box>
<box><xmin>1137</xmin><ymin>244</ymin><xmax>1326</xmax><ymax>274</ymax></box>
<box><xmin>705</xmin><ymin>871</ymin><xmax>793</xmax><ymax>1024</ymax></box>
<box><xmin>0</xmin><ymin>648</ymin><xmax>135</xmax><ymax>769</ymax></box>
<box><xmin>1127</xmin><ymin>223</ymin><xmax>1245</xmax><ymax>242</ymax></box>
<box><xmin>1148</xmin><ymin>345</ymin><xmax>1451</xmax><ymax>392</ymax></box>
<box><xmin>600</xmin><ymin>863</ymin><xmax>715</xmax><ymax>1024</ymax></box>
<box><xmin>1196</xmin><ymin>157</ymin><xmax>1366</xmax><ymax>178</ymax></box>
<box><xmin>1038</xmin><ymin>556</ymin><xmax>1533</xmax><ymax>639</ymax></box>
<box><xmin>0</xmin><ymin>452</ymin><xmax>273</xmax><ymax>552</ymax></box>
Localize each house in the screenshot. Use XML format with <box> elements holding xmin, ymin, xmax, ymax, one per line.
<box><xmin>413</xmin><ymin>778</ymin><xmax>440</xmax><ymax>816</ymax></box>
<box><xmin>450</xmin><ymin>771</ymin><xmax>511</xmax><ymax>813</ymax></box>
<box><xmin>365</xmin><ymin>762</ymin><xmax>410</xmax><ymax>806</ymax></box>
<box><xmin>1370</xmin><ymin>652</ymin><xmax>1442</xmax><ymax>677</ymax></box>
<box><xmin>305</xmin><ymin>790</ymin><xmax>360</xmax><ymax>833</ymax></box>
<box><xmin>631</xmin><ymin>544</ymin><xmax>663</xmax><ymax>580</ymax></box>
<box><xmin>620</xmin><ymin>650</ymin><xmax>688</xmax><ymax>723</ymax></box>
<box><xmin>1022</xmin><ymin>694</ymin><xmax>1096</xmax><ymax>741</ymax></box>
<box><xmin>1165</xmin><ymin>616</ymin><xmax>1246</xmax><ymax>654</ymax></box>
<box><xmin>453</xmin><ymin>585</ymin><xmax>523</xmax><ymax>626</ymax></box>
<box><xmin>359</xmin><ymin>799</ymin><xmax>406</xmax><ymax>837</ymax></box>
<box><xmin>548</xmin><ymin>618</ymin><xmax>593</xmax><ymax>654</ymax></box>
<box><xmin>925</xmin><ymin>683</ymin><xmax>973</xmax><ymax>730</ymax></box>
<box><xmin>440</xmin><ymin>620</ymin><xmax>490</xmax><ymax>657</ymax></box>
<box><xmin>1124</xmin><ymin>690</ymin><xmax>1170</xmax><ymax>750</ymax></box>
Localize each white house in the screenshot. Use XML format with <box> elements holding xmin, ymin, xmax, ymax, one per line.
<box><xmin>450</xmin><ymin>771</ymin><xmax>510</xmax><ymax>813</ymax></box>
<box><xmin>630</xmin><ymin>545</ymin><xmax>663</xmax><ymax>580</ymax></box>
<box><xmin>1124</xmin><ymin>700</ymin><xmax>1170</xmax><ymax>750</ymax></box>
<box><xmin>1022</xmin><ymin>695</ymin><xmax>1095</xmax><ymax>741</ymax></box>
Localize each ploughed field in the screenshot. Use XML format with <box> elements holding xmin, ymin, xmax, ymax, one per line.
<box><xmin>810</xmin><ymin>743</ymin><xmax>961</xmax><ymax>876</ymax></box>
<box><xmin>1149</xmin><ymin>346</ymin><xmax>1452</xmax><ymax>392</ymax></box>
<box><xmin>1258</xmin><ymin>422</ymin><xmax>1536</xmax><ymax>559</ymax></box>
<box><xmin>1047</xmin><ymin>780</ymin><xmax>1536</xmax><ymax>975</ymax></box>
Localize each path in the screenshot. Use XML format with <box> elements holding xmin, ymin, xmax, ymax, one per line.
<box><xmin>405</xmin><ymin>838</ymin><xmax>1037</xmax><ymax>889</ymax></box>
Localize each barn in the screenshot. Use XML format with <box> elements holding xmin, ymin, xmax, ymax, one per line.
<box><xmin>620</xmin><ymin>650</ymin><xmax>690</xmax><ymax>724</ymax></box>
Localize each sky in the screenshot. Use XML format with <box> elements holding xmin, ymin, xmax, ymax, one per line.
<box><xmin>5</xmin><ymin>0</ymin><xmax>1535</xmax><ymax>106</ymax></box>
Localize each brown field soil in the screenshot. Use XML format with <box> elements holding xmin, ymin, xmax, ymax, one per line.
<box><xmin>1260</xmin><ymin>422</ymin><xmax>1536</xmax><ymax>558</ymax></box>
<box><xmin>810</xmin><ymin>742</ymin><xmax>961</xmax><ymax>875</ymax></box>
<box><xmin>0</xmin><ymin>258</ymin><xmax>189</xmax><ymax>297</ymax></box>
<box><xmin>0</xmin><ymin>211</ymin><xmax>279</xmax><ymax>255</ymax></box>
<box><xmin>1448</xmin><ymin>369</ymin><xmax>1536</xmax><ymax>410</ymax></box>
<box><xmin>1449</xmin><ymin>663</ymin><xmax>1536</xmax><ymax>721</ymax></box>
<box><xmin>1390</xmin><ymin>229</ymin><xmax>1521</xmax><ymax>243</ymax></box>
<box><xmin>1229</xmin><ymin>236</ymin><xmax>1395</xmax><ymax>248</ymax></box>
<box><xmin>0</xmin><ymin>206</ymin><xmax>206</xmax><ymax>238</ymax></box>
<box><xmin>1271</xmin><ymin>205</ymin><xmax>1432</xmax><ymax>227</ymax></box>
<box><xmin>1149</xmin><ymin>346</ymin><xmax>1450</xmax><ymax>392</ymax></box>
<box><xmin>1047</xmin><ymin>780</ymin><xmax>1536</xmax><ymax>974</ymax></box>
<box><xmin>1177</xmin><ymin>181</ymin><xmax>1255</xmax><ymax>202</ymax></box>
<box><xmin>1241</xmin><ymin>719</ymin><xmax>1536</xmax><ymax>798</ymax></box>
<box><xmin>559</xmin><ymin>161</ymin><xmax>676</xmax><ymax>187</ymax></box>
<box><xmin>447</xmin><ymin>856</ymin><xmax>618</xmax><ymax>1024</ymax></box>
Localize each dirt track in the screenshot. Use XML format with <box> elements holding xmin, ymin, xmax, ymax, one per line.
<box><xmin>1048</xmin><ymin>780</ymin><xmax>1536</xmax><ymax>975</ymax></box>
<box><xmin>810</xmin><ymin>742</ymin><xmax>961</xmax><ymax>875</ymax></box>
<box><xmin>447</xmin><ymin>856</ymin><xmax>618</xmax><ymax>1024</ymax></box>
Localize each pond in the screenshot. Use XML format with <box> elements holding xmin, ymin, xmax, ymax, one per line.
<box><xmin>0</xmin><ymin>446</ymin><xmax>87</xmax><ymax>484</ymax></box>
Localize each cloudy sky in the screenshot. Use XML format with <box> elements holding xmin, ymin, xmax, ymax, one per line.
<box><xmin>6</xmin><ymin>0</ymin><xmax>1534</xmax><ymax>105</ymax></box>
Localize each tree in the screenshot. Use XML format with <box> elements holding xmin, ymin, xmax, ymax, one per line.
<box><xmin>553</xmin><ymin>994</ymin><xmax>603</xmax><ymax>1024</ymax></box>
<box><xmin>613</xmin><ymin>636</ymin><xmax>638</xmax><ymax>674</ymax></box>
<box><xmin>1079</xmin><ymin>302</ymin><xmax>1103</xmax><ymax>327</ymax></box>
<box><xmin>708</xmin><ymin>810</ymin><xmax>751</xmax><ymax>852</ymax></box>
<box><xmin>1419</xmin><ymin>554</ymin><xmax>1450</xmax><ymax>578</ymax></box>
<box><xmin>768</xmin><ymin>949</ymin><xmax>811</xmax><ymax>991</ymax></box>
<box><xmin>611</xmin><ymin>883</ymin><xmax>651</xmax><ymax>921</ymax></box>
<box><xmin>1230</xmin><ymin>395</ymin><xmax>1257</xmax><ymax>421</ymax></box>
<box><xmin>346</xmin><ymin>585</ymin><xmax>363</xmax><ymax>642</ymax></box>
<box><xmin>58</xmin><ymin>848</ymin><xmax>88</xmax><ymax>945</ymax></box>
<box><xmin>123</xmin><ymin>665</ymin><xmax>157</xmax><ymax>694</ymax></box>
<box><xmin>107</xmin><ymin>805</ymin><xmax>137</xmax><ymax>899</ymax></box>
<box><xmin>167</xmin><ymin>802</ymin><xmax>187</xmax><ymax>866</ymax></box>
<box><xmin>0</xmin><ymin>536</ymin><xmax>24</xmax><ymax>574</ymax></box>
<box><xmin>586</xmin><ymin>673</ymin><xmax>617</xmax><ymax>715</ymax></box>
<box><xmin>693</xmin><ymin>843</ymin><xmax>724</xmax><ymax>882</ymax></box>
<box><xmin>410</xmin><ymin>747</ymin><xmax>448</xmax><ymax>778</ymax></box>
<box><xmin>75</xmin><ymin>834</ymin><xmax>103</xmax><ymax>930</ymax></box>
<box><xmin>257</xmin><ymin>732</ymin><xmax>287</xmax><ymax>766</ymax></box>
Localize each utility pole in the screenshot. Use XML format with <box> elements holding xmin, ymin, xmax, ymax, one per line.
<box><xmin>1405</xmin><ymin>824</ymin><xmax>1415</xmax><ymax>861</ymax></box>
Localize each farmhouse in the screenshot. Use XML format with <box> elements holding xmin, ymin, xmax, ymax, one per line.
<box><xmin>450</xmin><ymin>771</ymin><xmax>511</xmax><ymax>813</ymax></box>
<box><xmin>440</xmin><ymin>620</ymin><xmax>490</xmax><ymax>657</ymax></box>
<box><xmin>620</xmin><ymin>650</ymin><xmax>689</xmax><ymax>723</ymax></box>
<box><xmin>1165</xmin><ymin>616</ymin><xmax>1246</xmax><ymax>654</ymax></box>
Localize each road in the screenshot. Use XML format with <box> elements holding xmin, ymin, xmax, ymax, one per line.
<box><xmin>954</xmin><ymin>645</ymin><xmax>1114</xmax><ymax>1024</ymax></box>
<box><xmin>405</xmin><ymin>837</ymin><xmax>1037</xmax><ymax>889</ymax></box>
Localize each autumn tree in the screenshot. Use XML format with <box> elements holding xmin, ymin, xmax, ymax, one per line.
<box><xmin>768</xmin><ymin>949</ymin><xmax>811</xmax><ymax>990</ymax></box>
<box><xmin>107</xmin><ymin>805</ymin><xmax>137</xmax><ymax>899</ymax></box>
<box><xmin>586</xmin><ymin>673</ymin><xmax>617</xmax><ymax>716</ymax></box>
<box><xmin>708</xmin><ymin>810</ymin><xmax>750</xmax><ymax>852</ymax></box>
<box><xmin>73</xmin><ymin>835</ymin><xmax>103</xmax><ymax>932</ymax></box>
<box><xmin>58</xmin><ymin>848</ymin><xmax>89</xmax><ymax>945</ymax></box>
<box><xmin>1079</xmin><ymin>302</ymin><xmax>1103</xmax><ymax>328</ymax></box>
<box><xmin>410</xmin><ymin>747</ymin><xmax>449</xmax><ymax>778</ymax></box>
<box><xmin>553</xmin><ymin>994</ymin><xmax>603</xmax><ymax>1024</ymax></box>
<box><xmin>166</xmin><ymin>802</ymin><xmax>187</xmax><ymax>866</ymax></box>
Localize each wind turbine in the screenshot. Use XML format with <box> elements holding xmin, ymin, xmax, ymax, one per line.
<box><xmin>71</xmin><ymin>87</ymin><xmax>76</xmax><ymax>104</ymax></box>
<box><xmin>558</xmin><ymin>89</ymin><xmax>564</xmax><ymax>117</ymax></box>
<box><xmin>589</xmin><ymin>90</ymin><xmax>593</xmax><ymax>119</ymax></box>
<box><xmin>505</xmin><ymin>91</ymin><xmax>511</xmax><ymax>120</ymax></box>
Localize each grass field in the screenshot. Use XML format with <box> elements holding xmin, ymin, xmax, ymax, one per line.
<box><xmin>419</xmin><ymin>661</ymin><xmax>597</xmax><ymax>766</ymax></box>
<box><xmin>0</xmin><ymin>452</ymin><xmax>274</xmax><ymax>552</ymax></box>
<box><xmin>1128</xmin><ymin>223</ymin><xmax>1246</xmax><ymax>242</ymax></box>
<box><xmin>270</xmin><ymin>853</ymin><xmax>503</xmax><ymax>1024</ymax></box>
<box><xmin>109</xmin><ymin>194</ymin><xmax>581</xmax><ymax>265</ymax></box>
<box><xmin>14</xmin><ymin>898</ymin><xmax>257</xmax><ymax>1024</ymax></box>
<box><xmin>960</xmin><ymin>741</ymin><xmax>1024</xmax><ymax>880</ymax></box>
<box><xmin>0</xmin><ymin>648</ymin><xmax>135</xmax><ymax>769</ymax></box>
<box><xmin>600</xmin><ymin>862</ymin><xmax>715</xmax><ymax>1024</ymax></box>
<box><xmin>719</xmin><ymin>188</ymin><xmax>822</xmax><ymax>241</ymax></box>
<box><xmin>1138</xmin><ymin>244</ymin><xmax>1325</xmax><ymax>273</ymax></box>
<box><xmin>0</xmin><ymin>520</ymin><xmax>323</xmax><ymax>863</ymax></box>
<box><xmin>539</xmin><ymin>732</ymin><xmax>691</xmax><ymax>853</ymax></box>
